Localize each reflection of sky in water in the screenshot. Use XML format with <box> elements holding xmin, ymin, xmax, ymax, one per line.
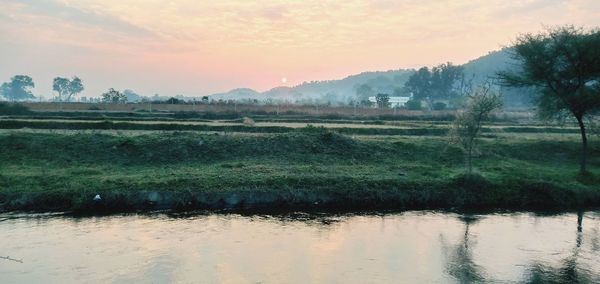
<box><xmin>0</xmin><ymin>212</ymin><xmax>598</xmax><ymax>283</ymax></box>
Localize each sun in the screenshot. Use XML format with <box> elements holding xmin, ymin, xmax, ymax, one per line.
<box><xmin>281</xmin><ymin>77</ymin><xmax>287</xmax><ymax>84</ymax></box>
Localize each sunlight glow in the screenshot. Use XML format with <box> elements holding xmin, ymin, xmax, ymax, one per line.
<box><xmin>1</xmin><ymin>0</ymin><xmax>599</xmax><ymax>97</ymax></box>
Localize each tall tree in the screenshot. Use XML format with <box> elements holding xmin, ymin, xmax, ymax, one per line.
<box><xmin>406</xmin><ymin>64</ymin><xmax>464</xmax><ymax>109</ymax></box>
<box><xmin>405</xmin><ymin>67</ymin><xmax>431</xmax><ymax>101</ymax></box>
<box><xmin>431</xmin><ymin>62</ymin><xmax>464</xmax><ymax>100</ymax></box>
<box><xmin>53</xmin><ymin>77</ymin><xmax>84</xmax><ymax>102</ymax></box>
<box><xmin>498</xmin><ymin>26</ymin><xmax>600</xmax><ymax>174</ymax></box>
<box><xmin>0</xmin><ymin>75</ymin><xmax>35</xmax><ymax>101</ymax></box>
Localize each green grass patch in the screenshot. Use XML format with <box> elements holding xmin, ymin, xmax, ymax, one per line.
<box><xmin>0</xmin><ymin>131</ymin><xmax>598</xmax><ymax>212</ymax></box>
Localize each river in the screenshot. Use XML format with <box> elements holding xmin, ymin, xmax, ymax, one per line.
<box><xmin>1</xmin><ymin>211</ymin><xmax>599</xmax><ymax>283</ymax></box>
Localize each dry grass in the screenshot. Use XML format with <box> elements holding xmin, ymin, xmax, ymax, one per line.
<box><xmin>22</xmin><ymin>102</ymin><xmax>428</xmax><ymax>116</ymax></box>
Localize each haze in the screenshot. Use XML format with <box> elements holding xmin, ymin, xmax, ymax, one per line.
<box><xmin>1</xmin><ymin>0</ymin><xmax>599</xmax><ymax>98</ymax></box>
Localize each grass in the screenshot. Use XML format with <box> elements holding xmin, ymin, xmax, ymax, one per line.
<box><xmin>10</xmin><ymin>101</ymin><xmax>539</xmax><ymax>122</ymax></box>
<box><xmin>0</xmin><ymin>118</ymin><xmax>585</xmax><ymax>138</ymax></box>
<box><xmin>0</xmin><ymin>102</ymin><xmax>32</xmax><ymax>115</ymax></box>
<box><xmin>0</xmin><ymin>130</ymin><xmax>598</xmax><ymax>213</ymax></box>
<box><xmin>19</xmin><ymin>101</ymin><xmax>459</xmax><ymax>120</ymax></box>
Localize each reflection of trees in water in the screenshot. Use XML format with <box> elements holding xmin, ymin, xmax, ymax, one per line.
<box><xmin>166</xmin><ymin>211</ymin><xmax>346</xmax><ymax>229</ymax></box>
<box><xmin>590</xmin><ymin>217</ymin><xmax>600</xmax><ymax>253</ymax></box>
<box><xmin>524</xmin><ymin>212</ymin><xmax>600</xmax><ymax>284</ymax></box>
<box><xmin>269</xmin><ymin>212</ymin><xmax>346</xmax><ymax>228</ymax></box>
<box><xmin>440</xmin><ymin>214</ymin><xmax>488</xmax><ymax>283</ymax></box>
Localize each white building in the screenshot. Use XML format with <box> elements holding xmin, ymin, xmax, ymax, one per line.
<box><xmin>368</xmin><ymin>96</ymin><xmax>411</xmax><ymax>108</ymax></box>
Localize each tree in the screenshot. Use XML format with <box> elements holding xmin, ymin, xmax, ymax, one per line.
<box><xmin>431</xmin><ymin>62</ymin><xmax>464</xmax><ymax>100</ymax></box>
<box><xmin>498</xmin><ymin>26</ymin><xmax>600</xmax><ymax>174</ymax></box>
<box><xmin>101</xmin><ymin>88</ymin><xmax>127</xmax><ymax>103</ymax></box>
<box><xmin>122</xmin><ymin>89</ymin><xmax>142</xmax><ymax>102</ymax></box>
<box><xmin>52</xmin><ymin>76</ymin><xmax>84</xmax><ymax>102</ymax></box>
<box><xmin>359</xmin><ymin>99</ymin><xmax>374</xmax><ymax>107</ymax></box>
<box><xmin>405</xmin><ymin>67</ymin><xmax>431</xmax><ymax>101</ymax></box>
<box><xmin>405</xmin><ymin>100</ymin><xmax>422</xmax><ymax>110</ymax></box>
<box><xmin>0</xmin><ymin>75</ymin><xmax>35</xmax><ymax>101</ymax></box>
<box><xmin>375</xmin><ymin>93</ymin><xmax>391</xmax><ymax>108</ymax></box>
<box><xmin>166</xmin><ymin>97</ymin><xmax>183</xmax><ymax>104</ymax></box>
<box><xmin>405</xmin><ymin>64</ymin><xmax>464</xmax><ymax>109</ymax></box>
<box><xmin>450</xmin><ymin>85</ymin><xmax>502</xmax><ymax>175</ymax></box>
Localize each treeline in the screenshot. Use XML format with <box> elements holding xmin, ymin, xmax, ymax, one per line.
<box><xmin>353</xmin><ymin>62</ymin><xmax>467</xmax><ymax>110</ymax></box>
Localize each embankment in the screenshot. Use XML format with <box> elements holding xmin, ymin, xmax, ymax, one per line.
<box><xmin>0</xmin><ymin>131</ymin><xmax>598</xmax><ymax>213</ymax></box>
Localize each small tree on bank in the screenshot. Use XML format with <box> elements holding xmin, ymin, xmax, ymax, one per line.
<box><xmin>498</xmin><ymin>26</ymin><xmax>600</xmax><ymax>174</ymax></box>
<box><xmin>450</xmin><ymin>85</ymin><xmax>502</xmax><ymax>175</ymax></box>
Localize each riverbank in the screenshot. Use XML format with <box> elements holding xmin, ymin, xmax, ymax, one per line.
<box><xmin>0</xmin><ymin>131</ymin><xmax>598</xmax><ymax>213</ymax></box>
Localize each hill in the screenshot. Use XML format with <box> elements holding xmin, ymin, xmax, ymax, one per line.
<box><xmin>462</xmin><ymin>48</ymin><xmax>517</xmax><ymax>82</ymax></box>
<box><xmin>463</xmin><ymin>48</ymin><xmax>534</xmax><ymax>106</ymax></box>
<box><xmin>209</xmin><ymin>48</ymin><xmax>532</xmax><ymax>106</ymax></box>
<box><xmin>209</xmin><ymin>69</ymin><xmax>414</xmax><ymax>104</ymax></box>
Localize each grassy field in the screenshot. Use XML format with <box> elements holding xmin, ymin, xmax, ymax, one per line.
<box><xmin>22</xmin><ymin>101</ymin><xmax>533</xmax><ymax>119</ymax></box>
<box><xmin>0</xmin><ymin>102</ymin><xmax>598</xmax><ymax>213</ymax></box>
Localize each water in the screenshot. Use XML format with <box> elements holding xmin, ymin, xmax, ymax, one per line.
<box><xmin>1</xmin><ymin>211</ymin><xmax>598</xmax><ymax>283</ymax></box>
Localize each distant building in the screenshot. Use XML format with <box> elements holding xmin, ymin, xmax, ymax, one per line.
<box><xmin>368</xmin><ymin>96</ymin><xmax>411</xmax><ymax>108</ymax></box>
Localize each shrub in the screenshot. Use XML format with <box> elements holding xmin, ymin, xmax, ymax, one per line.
<box><xmin>0</xmin><ymin>102</ymin><xmax>31</xmax><ymax>115</ymax></box>
<box><xmin>242</xmin><ymin>117</ymin><xmax>255</xmax><ymax>126</ymax></box>
<box><xmin>433</xmin><ymin>102</ymin><xmax>447</xmax><ymax>111</ymax></box>
<box><xmin>405</xmin><ymin>100</ymin><xmax>422</xmax><ymax>110</ymax></box>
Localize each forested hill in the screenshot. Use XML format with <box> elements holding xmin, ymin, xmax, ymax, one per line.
<box><xmin>209</xmin><ymin>69</ymin><xmax>414</xmax><ymax>103</ymax></box>
<box><xmin>209</xmin><ymin>48</ymin><xmax>530</xmax><ymax>105</ymax></box>
<box><xmin>463</xmin><ymin>48</ymin><xmax>534</xmax><ymax>106</ymax></box>
<box><xmin>463</xmin><ymin>48</ymin><xmax>517</xmax><ymax>84</ymax></box>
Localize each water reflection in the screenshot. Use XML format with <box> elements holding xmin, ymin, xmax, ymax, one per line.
<box><xmin>523</xmin><ymin>212</ymin><xmax>599</xmax><ymax>284</ymax></box>
<box><xmin>440</xmin><ymin>215</ymin><xmax>487</xmax><ymax>283</ymax></box>
<box><xmin>0</xmin><ymin>211</ymin><xmax>599</xmax><ymax>283</ymax></box>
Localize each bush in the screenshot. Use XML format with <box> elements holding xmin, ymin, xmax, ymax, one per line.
<box><xmin>0</xmin><ymin>102</ymin><xmax>31</xmax><ymax>115</ymax></box>
<box><xmin>432</xmin><ymin>102</ymin><xmax>447</xmax><ymax>111</ymax></box>
<box><xmin>165</xmin><ymin>97</ymin><xmax>184</xmax><ymax>104</ymax></box>
<box><xmin>88</xmin><ymin>105</ymin><xmax>102</xmax><ymax>111</ymax></box>
<box><xmin>302</xmin><ymin>124</ymin><xmax>328</xmax><ymax>133</ymax></box>
<box><xmin>172</xmin><ymin>111</ymin><xmax>199</xmax><ymax>119</ymax></box>
<box><xmin>405</xmin><ymin>100</ymin><xmax>422</xmax><ymax>110</ymax></box>
<box><xmin>242</xmin><ymin>117</ymin><xmax>255</xmax><ymax>126</ymax></box>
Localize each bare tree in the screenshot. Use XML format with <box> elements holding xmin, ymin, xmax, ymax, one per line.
<box><xmin>450</xmin><ymin>85</ymin><xmax>502</xmax><ymax>175</ymax></box>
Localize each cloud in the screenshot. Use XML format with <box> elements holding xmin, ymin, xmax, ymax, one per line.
<box><xmin>1</xmin><ymin>0</ymin><xmax>599</xmax><ymax>98</ymax></box>
<box><xmin>492</xmin><ymin>0</ymin><xmax>568</xmax><ymax>18</ymax></box>
<box><xmin>259</xmin><ymin>5</ymin><xmax>289</xmax><ymax>21</ymax></box>
<box><xmin>9</xmin><ymin>0</ymin><xmax>154</xmax><ymax>38</ymax></box>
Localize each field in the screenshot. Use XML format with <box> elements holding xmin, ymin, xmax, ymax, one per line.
<box><xmin>0</xmin><ymin>102</ymin><xmax>598</xmax><ymax>213</ymax></box>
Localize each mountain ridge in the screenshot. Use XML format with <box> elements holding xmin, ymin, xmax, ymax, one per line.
<box><xmin>209</xmin><ymin>49</ymin><xmax>515</xmax><ymax>104</ymax></box>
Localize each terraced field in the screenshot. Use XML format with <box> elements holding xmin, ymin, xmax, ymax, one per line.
<box><xmin>0</xmin><ymin>103</ymin><xmax>598</xmax><ymax>213</ymax></box>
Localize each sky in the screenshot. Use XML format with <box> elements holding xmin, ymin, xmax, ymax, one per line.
<box><xmin>1</xmin><ymin>0</ymin><xmax>599</xmax><ymax>98</ymax></box>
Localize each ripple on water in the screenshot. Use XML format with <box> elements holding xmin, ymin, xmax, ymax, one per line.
<box><xmin>0</xmin><ymin>211</ymin><xmax>598</xmax><ymax>283</ymax></box>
